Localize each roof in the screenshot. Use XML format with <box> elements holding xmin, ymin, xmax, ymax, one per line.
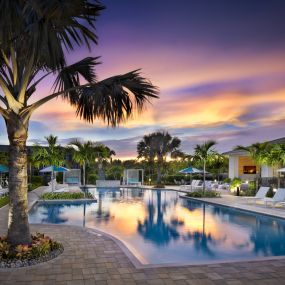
<box><xmin>223</xmin><ymin>136</ymin><xmax>285</xmax><ymax>156</ymax></box>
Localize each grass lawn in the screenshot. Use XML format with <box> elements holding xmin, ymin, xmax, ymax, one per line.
<box><xmin>0</xmin><ymin>195</ymin><xmax>9</xmax><ymax>208</ymax></box>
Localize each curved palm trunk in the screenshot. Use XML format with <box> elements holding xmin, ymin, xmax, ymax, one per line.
<box><xmin>6</xmin><ymin>115</ymin><xmax>31</xmax><ymax>245</ymax></box>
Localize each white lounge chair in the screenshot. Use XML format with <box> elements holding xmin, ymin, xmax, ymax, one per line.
<box><xmin>180</xmin><ymin>180</ymin><xmax>200</xmax><ymax>191</ymax></box>
<box><xmin>195</xmin><ymin>180</ymin><xmax>214</xmax><ymax>191</ymax></box>
<box><xmin>242</xmin><ymin>187</ymin><xmax>270</xmax><ymax>204</ymax></box>
<box><xmin>262</xmin><ymin>188</ymin><xmax>285</xmax><ymax>207</ymax></box>
<box><xmin>0</xmin><ymin>185</ymin><xmax>8</xmax><ymax>196</ymax></box>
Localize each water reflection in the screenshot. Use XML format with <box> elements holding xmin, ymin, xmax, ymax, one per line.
<box><xmin>29</xmin><ymin>189</ymin><xmax>285</xmax><ymax>264</ymax></box>
<box><xmin>138</xmin><ymin>190</ymin><xmax>179</xmax><ymax>246</ymax></box>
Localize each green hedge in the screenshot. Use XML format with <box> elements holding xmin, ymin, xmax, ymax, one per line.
<box><xmin>87</xmin><ymin>173</ymin><xmax>98</xmax><ymax>184</ymax></box>
<box><xmin>0</xmin><ymin>195</ymin><xmax>9</xmax><ymax>208</ymax></box>
<box><xmin>186</xmin><ymin>190</ymin><xmax>220</xmax><ymax>198</ymax></box>
<box><xmin>41</xmin><ymin>192</ymin><xmax>93</xmax><ymax>200</ymax></box>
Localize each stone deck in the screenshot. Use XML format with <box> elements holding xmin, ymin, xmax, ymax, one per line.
<box><xmin>1</xmin><ymin>187</ymin><xmax>285</xmax><ymax>284</ymax></box>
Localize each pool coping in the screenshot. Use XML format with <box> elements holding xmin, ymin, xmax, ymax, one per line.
<box><xmin>179</xmin><ymin>194</ymin><xmax>285</xmax><ymax>220</ymax></box>
<box><xmin>37</xmin><ymin>198</ymin><xmax>97</xmax><ymax>203</ymax></box>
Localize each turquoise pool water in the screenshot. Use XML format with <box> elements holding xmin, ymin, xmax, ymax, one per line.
<box><xmin>29</xmin><ymin>188</ymin><xmax>285</xmax><ymax>265</ymax></box>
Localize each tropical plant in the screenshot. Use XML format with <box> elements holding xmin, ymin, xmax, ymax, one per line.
<box><xmin>93</xmin><ymin>144</ymin><xmax>116</xmax><ymax>180</ymax></box>
<box><xmin>208</xmin><ymin>153</ymin><xmax>228</xmax><ymax>182</ymax></box>
<box><xmin>137</xmin><ymin>131</ymin><xmax>181</xmax><ymax>186</ymax></box>
<box><xmin>193</xmin><ymin>140</ymin><xmax>217</xmax><ymax>192</ymax></box>
<box><xmin>68</xmin><ymin>140</ymin><xmax>95</xmax><ymax>186</ymax></box>
<box><xmin>235</xmin><ymin>142</ymin><xmax>270</xmax><ymax>189</ymax></box>
<box><xmin>0</xmin><ymin>1</ymin><xmax>158</xmax><ymax>245</ymax></box>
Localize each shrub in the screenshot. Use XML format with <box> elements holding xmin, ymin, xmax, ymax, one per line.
<box><xmin>0</xmin><ymin>233</ymin><xmax>62</xmax><ymax>261</ymax></box>
<box><xmin>29</xmin><ymin>176</ymin><xmax>44</xmax><ymax>191</ymax></box>
<box><xmin>0</xmin><ymin>194</ymin><xmax>9</xmax><ymax>208</ymax></box>
<box><xmin>88</xmin><ymin>173</ymin><xmax>98</xmax><ymax>184</ymax></box>
<box><xmin>223</xmin><ymin>178</ymin><xmax>231</xmax><ymax>183</ymax></box>
<box><xmin>186</xmin><ymin>190</ymin><xmax>220</xmax><ymax>198</ymax></box>
<box><xmin>41</xmin><ymin>192</ymin><xmax>93</xmax><ymax>200</ymax></box>
<box><xmin>230</xmin><ymin>177</ymin><xmax>242</xmax><ymax>189</ymax></box>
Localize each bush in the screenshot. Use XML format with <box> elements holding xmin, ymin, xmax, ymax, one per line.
<box><xmin>41</xmin><ymin>192</ymin><xmax>93</xmax><ymax>200</ymax></box>
<box><xmin>186</xmin><ymin>190</ymin><xmax>220</xmax><ymax>198</ymax></box>
<box><xmin>0</xmin><ymin>233</ymin><xmax>62</xmax><ymax>261</ymax></box>
<box><xmin>0</xmin><ymin>195</ymin><xmax>9</xmax><ymax>208</ymax></box>
<box><xmin>88</xmin><ymin>173</ymin><xmax>98</xmax><ymax>184</ymax></box>
<box><xmin>230</xmin><ymin>177</ymin><xmax>242</xmax><ymax>189</ymax></box>
<box><xmin>29</xmin><ymin>176</ymin><xmax>44</xmax><ymax>191</ymax></box>
<box><xmin>223</xmin><ymin>178</ymin><xmax>231</xmax><ymax>183</ymax></box>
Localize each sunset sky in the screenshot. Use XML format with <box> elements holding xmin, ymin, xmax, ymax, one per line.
<box><xmin>2</xmin><ymin>0</ymin><xmax>285</xmax><ymax>159</ymax></box>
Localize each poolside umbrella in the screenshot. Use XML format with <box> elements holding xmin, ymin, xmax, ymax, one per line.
<box><xmin>40</xmin><ymin>166</ymin><xmax>69</xmax><ymax>192</ymax></box>
<box><xmin>0</xmin><ymin>164</ymin><xmax>8</xmax><ymax>187</ymax></box>
<box><xmin>179</xmin><ymin>166</ymin><xmax>204</xmax><ymax>184</ymax></box>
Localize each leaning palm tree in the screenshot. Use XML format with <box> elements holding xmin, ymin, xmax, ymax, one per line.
<box><xmin>193</xmin><ymin>140</ymin><xmax>217</xmax><ymax>192</ymax></box>
<box><xmin>0</xmin><ymin>1</ymin><xmax>158</xmax><ymax>245</ymax></box>
<box><xmin>68</xmin><ymin>140</ymin><xmax>95</xmax><ymax>186</ymax></box>
<box><xmin>137</xmin><ymin>131</ymin><xmax>181</xmax><ymax>187</ymax></box>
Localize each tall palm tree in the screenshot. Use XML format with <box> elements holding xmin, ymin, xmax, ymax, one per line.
<box><xmin>68</xmin><ymin>140</ymin><xmax>95</xmax><ymax>186</ymax></box>
<box><xmin>93</xmin><ymin>143</ymin><xmax>115</xmax><ymax>180</ymax></box>
<box><xmin>137</xmin><ymin>131</ymin><xmax>181</xmax><ymax>186</ymax></box>
<box><xmin>235</xmin><ymin>142</ymin><xmax>269</xmax><ymax>189</ymax></box>
<box><xmin>0</xmin><ymin>1</ymin><xmax>158</xmax><ymax>245</ymax></box>
<box><xmin>193</xmin><ymin>140</ymin><xmax>217</xmax><ymax>192</ymax></box>
<box><xmin>32</xmin><ymin>135</ymin><xmax>65</xmax><ymax>191</ymax></box>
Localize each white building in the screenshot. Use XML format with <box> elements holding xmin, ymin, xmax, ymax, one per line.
<box><xmin>223</xmin><ymin>137</ymin><xmax>285</xmax><ymax>181</ymax></box>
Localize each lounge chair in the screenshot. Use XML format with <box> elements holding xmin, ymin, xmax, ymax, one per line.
<box><xmin>180</xmin><ymin>180</ymin><xmax>201</xmax><ymax>191</ymax></box>
<box><xmin>261</xmin><ymin>188</ymin><xmax>285</xmax><ymax>207</ymax></box>
<box><xmin>0</xmin><ymin>185</ymin><xmax>8</xmax><ymax>196</ymax></box>
<box><xmin>242</xmin><ymin>186</ymin><xmax>270</xmax><ymax>204</ymax></box>
<box><xmin>195</xmin><ymin>180</ymin><xmax>213</xmax><ymax>191</ymax></box>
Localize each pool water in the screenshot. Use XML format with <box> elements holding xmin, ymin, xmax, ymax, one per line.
<box><xmin>29</xmin><ymin>189</ymin><xmax>285</xmax><ymax>265</ymax></box>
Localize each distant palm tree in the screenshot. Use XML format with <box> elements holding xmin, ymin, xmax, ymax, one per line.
<box><xmin>235</xmin><ymin>142</ymin><xmax>270</xmax><ymax>189</ymax></box>
<box><xmin>193</xmin><ymin>140</ymin><xmax>217</xmax><ymax>192</ymax></box>
<box><xmin>0</xmin><ymin>1</ymin><xmax>158</xmax><ymax>245</ymax></box>
<box><xmin>93</xmin><ymin>144</ymin><xmax>116</xmax><ymax>180</ymax></box>
<box><xmin>137</xmin><ymin>131</ymin><xmax>181</xmax><ymax>186</ymax></box>
<box><xmin>32</xmin><ymin>135</ymin><xmax>65</xmax><ymax>191</ymax></box>
<box><xmin>68</xmin><ymin>140</ymin><xmax>95</xmax><ymax>186</ymax></box>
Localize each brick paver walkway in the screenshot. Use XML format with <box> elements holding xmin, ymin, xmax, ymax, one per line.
<box><xmin>0</xmin><ymin>188</ymin><xmax>285</xmax><ymax>284</ymax></box>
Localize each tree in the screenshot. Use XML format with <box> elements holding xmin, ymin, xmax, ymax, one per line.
<box><xmin>235</xmin><ymin>142</ymin><xmax>270</xmax><ymax>189</ymax></box>
<box><xmin>137</xmin><ymin>131</ymin><xmax>181</xmax><ymax>186</ymax></box>
<box><xmin>93</xmin><ymin>144</ymin><xmax>116</xmax><ymax>180</ymax></box>
<box><xmin>32</xmin><ymin>135</ymin><xmax>65</xmax><ymax>191</ymax></box>
<box><xmin>193</xmin><ymin>140</ymin><xmax>217</xmax><ymax>192</ymax></box>
<box><xmin>68</xmin><ymin>140</ymin><xmax>95</xmax><ymax>186</ymax></box>
<box><xmin>208</xmin><ymin>153</ymin><xmax>228</xmax><ymax>182</ymax></box>
<box><xmin>0</xmin><ymin>1</ymin><xmax>158</xmax><ymax>245</ymax></box>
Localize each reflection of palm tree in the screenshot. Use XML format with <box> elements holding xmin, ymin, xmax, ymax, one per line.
<box><xmin>138</xmin><ymin>190</ymin><xmax>179</xmax><ymax>246</ymax></box>
<box><xmin>250</xmin><ymin>218</ymin><xmax>285</xmax><ymax>256</ymax></box>
<box><xmin>41</xmin><ymin>204</ymin><xmax>68</xmax><ymax>224</ymax></box>
<box><xmin>94</xmin><ymin>190</ymin><xmax>111</xmax><ymax>222</ymax></box>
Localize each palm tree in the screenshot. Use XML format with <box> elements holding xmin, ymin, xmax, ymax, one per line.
<box><xmin>208</xmin><ymin>153</ymin><xmax>228</xmax><ymax>182</ymax></box>
<box><xmin>137</xmin><ymin>131</ymin><xmax>181</xmax><ymax>187</ymax></box>
<box><xmin>0</xmin><ymin>1</ymin><xmax>158</xmax><ymax>245</ymax></box>
<box><xmin>93</xmin><ymin>144</ymin><xmax>116</xmax><ymax>180</ymax></box>
<box><xmin>193</xmin><ymin>140</ymin><xmax>217</xmax><ymax>192</ymax></box>
<box><xmin>68</xmin><ymin>140</ymin><xmax>95</xmax><ymax>186</ymax></box>
<box><xmin>235</xmin><ymin>142</ymin><xmax>270</xmax><ymax>189</ymax></box>
<box><xmin>32</xmin><ymin>135</ymin><xmax>65</xmax><ymax>191</ymax></box>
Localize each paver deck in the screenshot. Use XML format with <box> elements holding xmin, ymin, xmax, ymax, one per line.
<box><xmin>1</xmin><ymin>187</ymin><xmax>285</xmax><ymax>284</ymax></box>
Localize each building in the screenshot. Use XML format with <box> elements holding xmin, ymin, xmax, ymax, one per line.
<box><xmin>224</xmin><ymin>137</ymin><xmax>285</xmax><ymax>181</ymax></box>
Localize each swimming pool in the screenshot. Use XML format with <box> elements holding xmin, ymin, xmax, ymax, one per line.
<box><xmin>29</xmin><ymin>188</ymin><xmax>285</xmax><ymax>265</ymax></box>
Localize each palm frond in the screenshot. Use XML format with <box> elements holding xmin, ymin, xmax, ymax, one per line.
<box><xmin>74</xmin><ymin>70</ymin><xmax>159</xmax><ymax>125</ymax></box>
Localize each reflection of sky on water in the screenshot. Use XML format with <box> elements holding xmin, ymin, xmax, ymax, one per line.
<box><xmin>29</xmin><ymin>189</ymin><xmax>285</xmax><ymax>264</ymax></box>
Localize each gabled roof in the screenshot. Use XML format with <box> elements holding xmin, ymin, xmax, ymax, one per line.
<box><xmin>223</xmin><ymin>136</ymin><xmax>285</xmax><ymax>156</ymax></box>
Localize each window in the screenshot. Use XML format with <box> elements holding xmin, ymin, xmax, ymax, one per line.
<box><xmin>243</xmin><ymin>166</ymin><xmax>256</xmax><ymax>174</ymax></box>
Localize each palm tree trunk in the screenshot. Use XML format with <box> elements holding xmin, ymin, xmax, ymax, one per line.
<box><xmin>83</xmin><ymin>161</ymin><xmax>86</xmax><ymax>186</ymax></box>
<box><xmin>157</xmin><ymin>155</ymin><xmax>162</xmax><ymax>185</ymax></box>
<box><xmin>203</xmin><ymin>160</ymin><xmax>206</xmax><ymax>193</ymax></box>
<box><xmin>6</xmin><ymin>116</ymin><xmax>31</xmax><ymax>245</ymax></box>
